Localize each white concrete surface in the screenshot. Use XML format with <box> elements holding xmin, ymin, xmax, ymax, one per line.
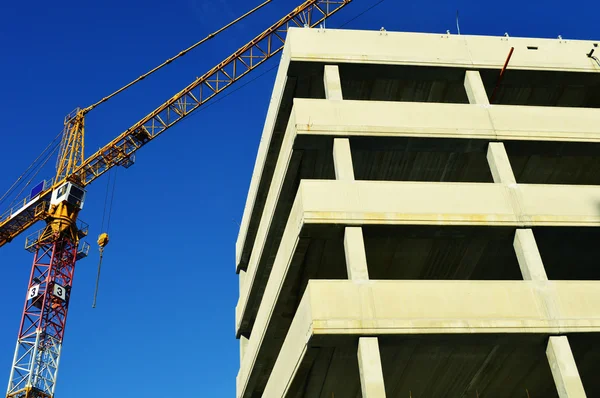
<box><xmin>292</xmin><ymin>99</ymin><xmax>600</xmax><ymax>142</ymax></box>
<box><xmin>323</xmin><ymin>64</ymin><xmax>343</xmax><ymax>100</ymax></box>
<box><xmin>333</xmin><ymin>138</ymin><xmax>355</xmax><ymax>181</ymax></box>
<box><xmin>358</xmin><ymin>337</ymin><xmax>387</xmax><ymax>398</ymax></box>
<box><xmin>235</xmin><ymin>45</ymin><xmax>291</xmax><ymax>270</ymax></box>
<box><xmin>487</xmin><ymin>142</ymin><xmax>517</xmax><ymax>184</ymax></box>
<box><xmin>235</xmin><ymin>28</ymin><xmax>600</xmax><ymax>398</ymax></box>
<box><xmin>236</xmin><ymin>115</ymin><xmax>297</xmax><ymax>314</ymax></box>
<box><xmin>344</xmin><ymin>227</ymin><xmax>369</xmax><ymax>281</ymax></box>
<box><xmin>547</xmin><ymin>336</ymin><xmax>587</xmax><ymax>397</ymax></box>
<box><xmin>333</xmin><ymin>138</ymin><xmax>354</xmax><ymax>181</ymax></box>
<box><xmin>514</xmin><ymin>229</ymin><xmax>548</xmax><ymax>281</ymax></box>
<box><xmin>240</xmin><ymin>335</ymin><xmax>248</xmax><ymax>365</ymax></box>
<box><xmin>258</xmin><ymin>280</ymin><xmax>600</xmax><ymax>398</ymax></box>
<box><xmin>237</xmin><ymin>179</ymin><xmax>600</xmax><ymax>334</ymax></box>
<box><xmin>297</xmin><ymin>180</ymin><xmax>600</xmax><ymax>227</ymax></box>
<box><xmin>286</xmin><ymin>28</ymin><xmax>600</xmax><ymax>72</ymax></box>
<box><xmin>464</xmin><ymin>70</ymin><xmax>490</xmax><ymax>105</ymax></box>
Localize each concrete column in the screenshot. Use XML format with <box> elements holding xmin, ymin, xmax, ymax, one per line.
<box><xmin>547</xmin><ymin>336</ymin><xmax>587</xmax><ymax>397</ymax></box>
<box><xmin>358</xmin><ymin>337</ymin><xmax>387</xmax><ymax>397</ymax></box>
<box><xmin>514</xmin><ymin>229</ymin><xmax>548</xmax><ymax>281</ymax></box>
<box><xmin>487</xmin><ymin>142</ymin><xmax>516</xmax><ymax>184</ymax></box>
<box><xmin>464</xmin><ymin>70</ymin><xmax>490</xmax><ymax>105</ymax></box>
<box><xmin>344</xmin><ymin>227</ymin><xmax>369</xmax><ymax>281</ymax></box>
<box><xmin>323</xmin><ymin>65</ymin><xmax>343</xmax><ymax>100</ymax></box>
<box><xmin>240</xmin><ymin>335</ymin><xmax>249</xmax><ymax>364</ymax></box>
<box><xmin>333</xmin><ymin>138</ymin><xmax>355</xmax><ymax>181</ymax></box>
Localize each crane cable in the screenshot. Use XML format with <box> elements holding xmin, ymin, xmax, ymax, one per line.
<box><xmin>0</xmin><ymin>129</ymin><xmax>63</xmax><ymax>209</ymax></box>
<box><xmin>92</xmin><ymin>168</ymin><xmax>118</xmax><ymax>308</ymax></box>
<box><xmin>82</xmin><ymin>0</ymin><xmax>272</xmax><ymax>115</ymax></box>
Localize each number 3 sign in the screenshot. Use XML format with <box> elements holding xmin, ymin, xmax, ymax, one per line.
<box><xmin>53</xmin><ymin>284</ymin><xmax>67</xmax><ymax>301</ymax></box>
<box><xmin>28</xmin><ymin>284</ymin><xmax>40</xmax><ymax>300</ymax></box>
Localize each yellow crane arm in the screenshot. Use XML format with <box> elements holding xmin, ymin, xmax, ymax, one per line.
<box><xmin>0</xmin><ymin>0</ymin><xmax>352</xmax><ymax>248</ymax></box>
<box><xmin>73</xmin><ymin>0</ymin><xmax>351</xmax><ymax>186</ymax></box>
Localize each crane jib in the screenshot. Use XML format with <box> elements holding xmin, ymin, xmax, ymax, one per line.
<box><xmin>73</xmin><ymin>0</ymin><xmax>352</xmax><ymax>187</ymax></box>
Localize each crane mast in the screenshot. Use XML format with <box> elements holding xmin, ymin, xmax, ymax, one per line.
<box><xmin>2</xmin><ymin>1</ymin><xmax>352</xmax><ymax>397</ymax></box>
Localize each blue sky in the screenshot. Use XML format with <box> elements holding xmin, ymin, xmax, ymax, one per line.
<box><xmin>0</xmin><ymin>0</ymin><xmax>598</xmax><ymax>396</ymax></box>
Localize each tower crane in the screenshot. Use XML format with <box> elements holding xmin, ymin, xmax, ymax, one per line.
<box><xmin>0</xmin><ymin>1</ymin><xmax>352</xmax><ymax>397</ymax></box>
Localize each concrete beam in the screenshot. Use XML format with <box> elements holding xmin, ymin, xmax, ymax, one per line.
<box><xmin>295</xmin><ymin>180</ymin><xmax>600</xmax><ymax>227</ymax></box>
<box><xmin>323</xmin><ymin>64</ymin><xmax>343</xmax><ymax>100</ymax></box>
<box><xmin>286</xmin><ymin>28</ymin><xmax>600</xmax><ymax>72</ymax></box>
<box><xmin>547</xmin><ymin>336</ymin><xmax>587</xmax><ymax>397</ymax></box>
<box><xmin>256</xmin><ymin>280</ymin><xmax>600</xmax><ymax>398</ymax></box>
<box><xmin>333</xmin><ymin>138</ymin><xmax>355</xmax><ymax>180</ymax></box>
<box><xmin>344</xmin><ymin>227</ymin><xmax>369</xmax><ymax>281</ymax></box>
<box><xmin>306</xmin><ymin>280</ymin><xmax>600</xmax><ymax>335</ymax></box>
<box><xmin>292</xmin><ymin>99</ymin><xmax>600</xmax><ymax>142</ymax></box>
<box><xmin>514</xmin><ymin>229</ymin><xmax>548</xmax><ymax>281</ymax></box>
<box><xmin>464</xmin><ymin>70</ymin><xmax>490</xmax><ymax>105</ymax></box>
<box><xmin>358</xmin><ymin>337</ymin><xmax>387</xmax><ymax>397</ymax></box>
<box><xmin>237</xmin><ymin>179</ymin><xmax>600</xmax><ymax>334</ymax></box>
<box><xmin>487</xmin><ymin>142</ymin><xmax>517</xmax><ymax>184</ymax></box>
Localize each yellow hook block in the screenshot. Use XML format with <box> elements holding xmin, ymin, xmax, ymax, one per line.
<box><xmin>97</xmin><ymin>233</ymin><xmax>109</xmax><ymax>249</ymax></box>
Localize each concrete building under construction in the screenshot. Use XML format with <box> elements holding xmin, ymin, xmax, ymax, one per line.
<box><xmin>234</xmin><ymin>27</ymin><xmax>600</xmax><ymax>397</ymax></box>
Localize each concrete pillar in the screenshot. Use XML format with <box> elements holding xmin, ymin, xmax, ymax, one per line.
<box><xmin>323</xmin><ymin>65</ymin><xmax>343</xmax><ymax>100</ymax></box>
<box><xmin>333</xmin><ymin>138</ymin><xmax>355</xmax><ymax>181</ymax></box>
<box><xmin>514</xmin><ymin>229</ymin><xmax>548</xmax><ymax>281</ymax></box>
<box><xmin>487</xmin><ymin>142</ymin><xmax>516</xmax><ymax>184</ymax></box>
<box><xmin>358</xmin><ymin>337</ymin><xmax>387</xmax><ymax>397</ymax></box>
<box><xmin>464</xmin><ymin>70</ymin><xmax>490</xmax><ymax>105</ymax></box>
<box><xmin>344</xmin><ymin>227</ymin><xmax>369</xmax><ymax>281</ymax></box>
<box><xmin>240</xmin><ymin>335</ymin><xmax>249</xmax><ymax>365</ymax></box>
<box><xmin>547</xmin><ymin>336</ymin><xmax>587</xmax><ymax>397</ymax></box>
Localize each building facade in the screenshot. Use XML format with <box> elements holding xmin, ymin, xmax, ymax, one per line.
<box><xmin>235</xmin><ymin>27</ymin><xmax>600</xmax><ymax>397</ymax></box>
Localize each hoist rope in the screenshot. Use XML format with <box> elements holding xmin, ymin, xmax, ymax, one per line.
<box><xmin>93</xmin><ymin>168</ymin><xmax>118</xmax><ymax>308</ymax></box>
<box><xmin>92</xmin><ymin>249</ymin><xmax>103</xmax><ymax>309</ymax></box>
<box><xmin>105</xmin><ymin>169</ymin><xmax>118</xmax><ymax>233</ymax></box>
<box><xmin>82</xmin><ymin>0</ymin><xmax>272</xmax><ymax>114</ymax></box>
<box><xmin>99</xmin><ymin>170</ymin><xmax>112</xmax><ymax>232</ymax></box>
